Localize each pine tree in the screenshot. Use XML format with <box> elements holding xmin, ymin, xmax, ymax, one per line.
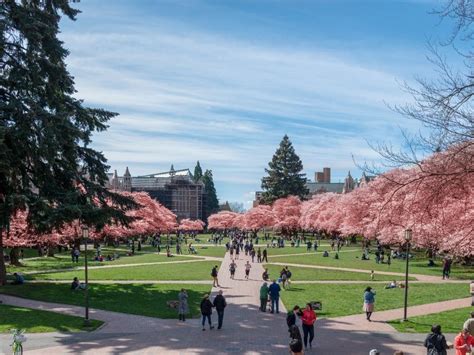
<box><xmin>193</xmin><ymin>161</ymin><xmax>203</xmax><ymax>182</ymax></box>
<box><xmin>202</xmin><ymin>169</ymin><xmax>219</xmax><ymax>218</ymax></box>
<box><xmin>0</xmin><ymin>0</ymin><xmax>135</xmax><ymax>284</ymax></box>
<box><xmin>261</xmin><ymin>135</ymin><xmax>308</xmax><ymax>203</ymax></box>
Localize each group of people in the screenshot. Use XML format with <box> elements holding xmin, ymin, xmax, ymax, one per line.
<box><xmin>287</xmin><ymin>303</ymin><xmax>317</xmax><ymax>351</ymax></box>
<box><xmin>177</xmin><ymin>289</ymin><xmax>228</xmax><ymax>331</ymax></box>
<box><xmin>422</xmin><ymin>311</ymin><xmax>474</xmax><ymax>355</ymax></box>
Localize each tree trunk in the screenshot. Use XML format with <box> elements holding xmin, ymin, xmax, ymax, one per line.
<box><xmin>9</xmin><ymin>247</ymin><xmax>21</xmax><ymax>266</ymax></box>
<box><xmin>47</xmin><ymin>246</ymin><xmax>55</xmax><ymax>257</ymax></box>
<box><xmin>0</xmin><ymin>228</ymin><xmax>7</xmax><ymax>285</ymax></box>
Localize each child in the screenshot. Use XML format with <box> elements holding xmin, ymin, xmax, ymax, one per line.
<box><xmin>370</xmin><ymin>270</ymin><xmax>375</xmax><ymax>281</ymax></box>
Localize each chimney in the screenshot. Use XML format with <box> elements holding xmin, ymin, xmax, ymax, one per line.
<box><xmin>323</xmin><ymin>167</ymin><xmax>331</xmax><ymax>183</ymax></box>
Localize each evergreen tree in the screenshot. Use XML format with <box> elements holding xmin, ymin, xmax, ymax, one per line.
<box><xmin>261</xmin><ymin>135</ymin><xmax>308</xmax><ymax>203</ymax></box>
<box><xmin>193</xmin><ymin>161</ymin><xmax>203</xmax><ymax>182</ymax></box>
<box><xmin>202</xmin><ymin>169</ymin><xmax>219</xmax><ymax>217</ymax></box>
<box><xmin>0</xmin><ymin>0</ymin><xmax>135</xmax><ymax>284</ymax></box>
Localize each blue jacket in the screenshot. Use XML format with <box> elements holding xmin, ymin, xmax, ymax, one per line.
<box><xmin>364</xmin><ymin>291</ymin><xmax>375</xmax><ymax>304</ymax></box>
<box><xmin>268</xmin><ymin>282</ymin><xmax>281</xmax><ymax>298</ymax></box>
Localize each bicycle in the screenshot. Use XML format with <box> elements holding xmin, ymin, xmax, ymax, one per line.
<box><xmin>10</xmin><ymin>329</ymin><xmax>26</xmax><ymax>355</ymax></box>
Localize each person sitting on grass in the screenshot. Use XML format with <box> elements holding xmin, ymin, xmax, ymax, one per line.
<box><xmin>262</xmin><ymin>268</ymin><xmax>269</xmax><ymax>281</ymax></box>
<box><xmin>385</xmin><ymin>280</ymin><xmax>397</xmax><ymax>289</ymax></box>
<box><xmin>12</xmin><ymin>273</ymin><xmax>24</xmax><ymax>285</ymax></box>
<box><xmin>71</xmin><ymin>277</ymin><xmax>86</xmax><ymax>291</ymax></box>
<box><xmin>323</xmin><ymin>251</ymin><xmax>329</xmax><ymax>257</ymax></box>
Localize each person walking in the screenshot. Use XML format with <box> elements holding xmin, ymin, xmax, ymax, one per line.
<box><xmin>454</xmin><ymin>328</ymin><xmax>474</xmax><ymax>355</ymax></box>
<box><xmin>286</xmin><ymin>305</ymin><xmax>302</xmax><ymax>330</ymax></box>
<box><xmin>178</xmin><ymin>288</ymin><xmax>188</xmax><ymax>322</ymax></box>
<box><xmin>213</xmin><ymin>290</ymin><xmax>227</xmax><ymax>330</ymax></box>
<box><xmin>259</xmin><ymin>282</ymin><xmax>269</xmax><ymax>312</ymax></box>
<box><xmin>268</xmin><ymin>279</ymin><xmax>281</xmax><ymax>313</ymax></box>
<box><xmin>243</xmin><ymin>261</ymin><xmax>251</xmax><ymax>280</ymax></box>
<box><xmin>301</xmin><ymin>303</ymin><xmax>316</xmax><ymax>349</ymax></box>
<box><xmin>442</xmin><ymin>257</ymin><xmax>452</xmax><ymax>280</ymax></box>
<box><xmin>463</xmin><ymin>311</ymin><xmax>474</xmax><ymax>336</ymax></box>
<box><xmin>235</xmin><ymin>246</ymin><xmax>240</xmax><ymax>260</ymax></box>
<box><xmin>200</xmin><ymin>294</ymin><xmax>214</xmax><ymax>331</ymax></box>
<box><xmin>363</xmin><ymin>286</ymin><xmax>376</xmax><ymax>321</ymax></box>
<box><xmin>262</xmin><ymin>248</ymin><xmax>268</xmax><ymax>263</ymax></box>
<box><xmin>251</xmin><ymin>248</ymin><xmax>256</xmax><ymax>263</ymax></box>
<box><xmin>229</xmin><ymin>260</ymin><xmax>237</xmax><ymax>279</ymax></box>
<box><xmin>424</xmin><ymin>324</ymin><xmax>448</xmax><ymax>355</ymax></box>
<box><xmin>257</xmin><ymin>248</ymin><xmax>262</xmax><ymax>263</ymax></box>
<box><xmin>211</xmin><ymin>265</ymin><xmax>220</xmax><ymax>287</ymax></box>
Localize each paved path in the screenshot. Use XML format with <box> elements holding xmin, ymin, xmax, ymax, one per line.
<box><xmin>324</xmin><ymin>297</ymin><xmax>473</xmax><ymax>332</ymax></box>
<box><xmin>269</xmin><ymin>261</ymin><xmax>469</xmax><ymax>283</ymax></box>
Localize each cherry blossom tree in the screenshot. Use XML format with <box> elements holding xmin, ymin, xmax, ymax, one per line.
<box><xmin>242</xmin><ymin>205</ymin><xmax>275</xmax><ymax>236</ymax></box>
<box><xmin>271</xmin><ymin>196</ymin><xmax>302</xmax><ymax>237</ymax></box>
<box><xmin>179</xmin><ymin>219</ymin><xmax>205</xmax><ymax>232</ymax></box>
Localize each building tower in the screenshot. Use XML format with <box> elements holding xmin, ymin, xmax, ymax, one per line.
<box><xmin>169</xmin><ymin>164</ymin><xmax>176</xmax><ymax>177</ymax></box>
<box><xmin>111</xmin><ymin>170</ymin><xmax>120</xmax><ymax>190</ymax></box>
<box><xmin>123</xmin><ymin>167</ymin><xmax>132</xmax><ymax>192</ymax></box>
<box><xmin>323</xmin><ymin>167</ymin><xmax>331</xmax><ymax>183</ymax></box>
<box><xmin>342</xmin><ymin>171</ymin><xmax>355</xmax><ymax>194</ymax></box>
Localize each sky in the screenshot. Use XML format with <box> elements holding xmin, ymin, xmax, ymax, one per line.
<box><xmin>58</xmin><ymin>0</ymin><xmax>452</xmax><ymax>208</ymax></box>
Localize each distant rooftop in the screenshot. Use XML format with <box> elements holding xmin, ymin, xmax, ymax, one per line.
<box><xmin>139</xmin><ymin>169</ymin><xmax>192</xmax><ymax>179</ymax></box>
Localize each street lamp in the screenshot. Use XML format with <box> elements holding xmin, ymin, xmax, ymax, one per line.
<box><xmin>82</xmin><ymin>226</ymin><xmax>90</xmax><ymax>327</ymax></box>
<box><xmin>403</xmin><ymin>228</ymin><xmax>412</xmax><ymax>321</ymax></box>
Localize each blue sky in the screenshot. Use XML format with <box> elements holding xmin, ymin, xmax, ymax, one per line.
<box><xmin>59</xmin><ymin>0</ymin><xmax>451</xmax><ymax>208</ymax></box>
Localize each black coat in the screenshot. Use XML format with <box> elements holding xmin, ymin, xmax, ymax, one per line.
<box><xmin>213</xmin><ymin>294</ymin><xmax>227</xmax><ymax>311</ymax></box>
<box><xmin>200</xmin><ymin>298</ymin><xmax>213</xmax><ymax>315</ymax></box>
<box><xmin>424</xmin><ymin>333</ymin><xmax>448</xmax><ymax>355</ymax></box>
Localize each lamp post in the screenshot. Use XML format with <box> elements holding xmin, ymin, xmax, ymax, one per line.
<box><xmin>82</xmin><ymin>226</ymin><xmax>90</xmax><ymax>327</ymax></box>
<box><xmin>403</xmin><ymin>228</ymin><xmax>412</xmax><ymax>322</ymax></box>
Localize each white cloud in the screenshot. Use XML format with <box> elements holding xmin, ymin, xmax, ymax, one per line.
<box><xmin>59</xmin><ymin>9</ymin><xmax>423</xmax><ymax>203</ymax></box>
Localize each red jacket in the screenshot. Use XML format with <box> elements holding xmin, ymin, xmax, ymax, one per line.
<box><xmin>454</xmin><ymin>332</ymin><xmax>474</xmax><ymax>355</ymax></box>
<box><xmin>301</xmin><ymin>309</ymin><xmax>317</xmax><ymax>326</ymax></box>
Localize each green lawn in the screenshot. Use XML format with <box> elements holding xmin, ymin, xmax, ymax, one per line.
<box><xmin>389</xmin><ymin>307</ymin><xmax>474</xmax><ymax>333</ymax></box>
<box><xmin>0</xmin><ymin>283</ymin><xmax>211</xmax><ymax>318</ymax></box>
<box><xmin>268</xmin><ymin>251</ymin><xmax>474</xmax><ymax>279</ymax></box>
<box><xmin>264</xmin><ymin>264</ymin><xmax>413</xmax><ymax>281</ymax></box>
<box><xmin>0</xmin><ymin>304</ymin><xmax>102</xmax><ymax>333</ymax></box>
<box><xmin>264</xmin><ymin>245</ymin><xmax>359</xmax><ymax>256</ymax></box>
<box><xmin>279</xmin><ymin>283</ymin><xmax>470</xmax><ymax>318</ymax></box>
<box><xmin>191</xmin><ymin>246</ymin><xmax>226</xmax><ymax>257</ymax></box>
<box><xmin>30</xmin><ymin>260</ymin><xmax>219</xmax><ymax>281</ymax></box>
<box><xmin>7</xmin><ymin>251</ymin><xmax>195</xmax><ymax>274</ymax></box>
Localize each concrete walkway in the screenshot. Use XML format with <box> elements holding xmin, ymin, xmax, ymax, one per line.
<box><xmin>268</xmin><ymin>261</ymin><xmax>469</xmax><ymax>283</ymax></box>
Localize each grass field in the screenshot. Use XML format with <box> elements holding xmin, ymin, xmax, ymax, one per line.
<box><xmin>268</xmin><ymin>251</ymin><xmax>473</xmax><ymax>279</ymax></box>
<box><xmin>388</xmin><ymin>307</ymin><xmax>473</xmax><ymax>333</ymax></box>
<box><xmin>30</xmin><ymin>260</ymin><xmax>219</xmax><ymax>281</ymax></box>
<box><xmin>7</xmin><ymin>253</ymin><xmax>195</xmax><ymax>275</ymax></box>
<box><xmin>0</xmin><ymin>283</ymin><xmax>211</xmax><ymax>318</ymax></box>
<box><xmin>264</xmin><ymin>264</ymin><xmax>413</xmax><ymax>281</ymax></box>
<box><xmin>0</xmin><ymin>304</ymin><xmax>102</xmax><ymax>333</ymax></box>
<box><xmin>279</xmin><ymin>283</ymin><xmax>470</xmax><ymax>318</ymax></box>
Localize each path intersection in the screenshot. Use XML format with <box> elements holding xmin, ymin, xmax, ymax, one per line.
<box><xmin>0</xmin><ymin>244</ymin><xmax>469</xmax><ymax>354</ymax></box>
